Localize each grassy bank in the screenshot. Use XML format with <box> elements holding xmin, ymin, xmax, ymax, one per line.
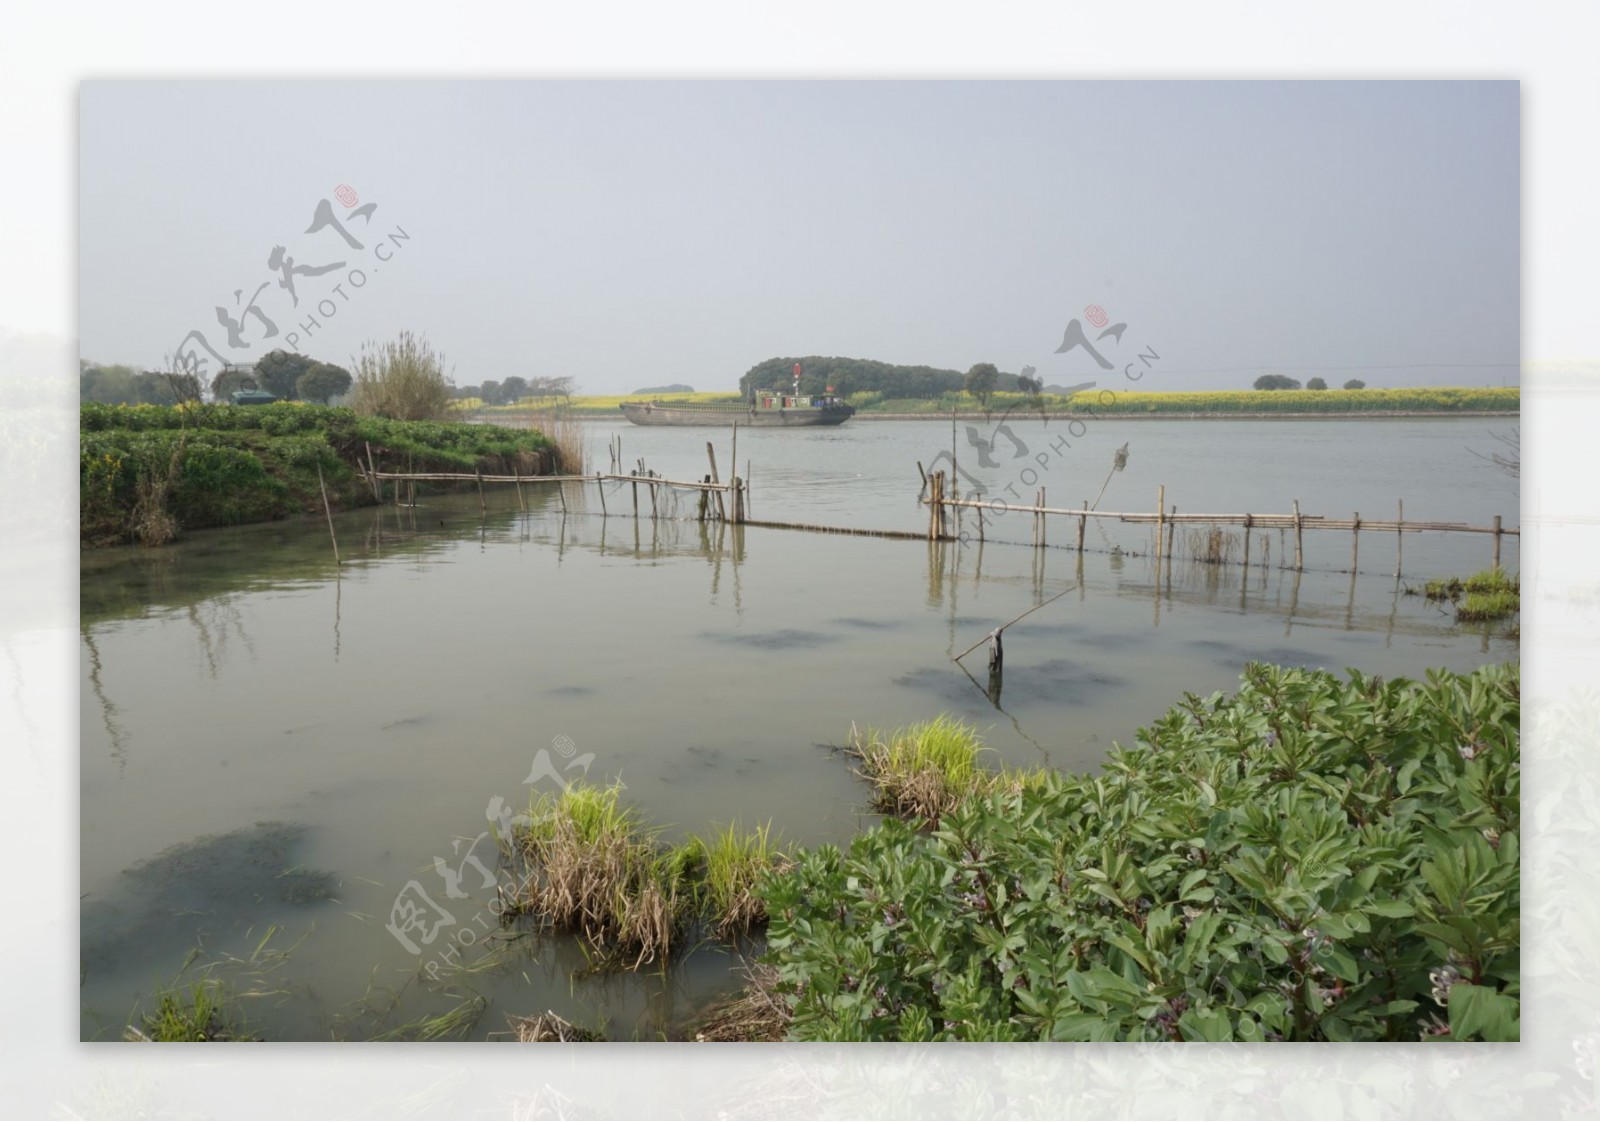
<box><xmin>755</xmin><ymin>661</ymin><xmax>1519</xmax><ymax>1042</ymax></box>
<box><xmin>81</xmin><ymin>402</ymin><xmax>557</xmax><ymax>547</ymax></box>
<box><xmin>849</xmin><ymin>386</ymin><xmax>1520</xmax><ymax>416</ymax></box>
<box><xmin>461</xmin><ymin>386</ymin><xmax>1518</xmax><ymax>423</ymax></box>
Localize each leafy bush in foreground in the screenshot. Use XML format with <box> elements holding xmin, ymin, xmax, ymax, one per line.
<box><xmin>763</xmin><ymin>662</ymin><xmax>1519</xmax><ymax>1041</ymax></box>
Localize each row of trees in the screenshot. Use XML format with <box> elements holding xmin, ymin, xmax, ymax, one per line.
<box><xmin>452</xmin><ymin>375</ymin><xmax>574</xmax><ymax>406</ymax></box>
<box><xmin>79</xmin><ymin>353</ymin><xmax>354</xmax><ymax>405</ymax></box>
<box><xmin>1252</xmin><ymin>374</ymin><xmax>1368</xmax><ymax>391</ymax></box>
<box><xmin>740</xmin><ymin>356</ymin><xmax>1072</xmax><ymax>403</ymax></box>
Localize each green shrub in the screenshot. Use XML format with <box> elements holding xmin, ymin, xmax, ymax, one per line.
<box><xmin>763</xmin><ymin>662</ymin><xmax>1520</xmax><ymax>1042</ymax></box>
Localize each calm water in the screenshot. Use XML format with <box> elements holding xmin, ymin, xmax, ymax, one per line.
<box><xmin>79</xmin><ymin>417</ymin><xmax>1518</xmax><ymax>1040</ymax></box>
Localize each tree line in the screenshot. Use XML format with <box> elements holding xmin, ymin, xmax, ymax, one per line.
<box><xmin>1253</xmin><ymin>374</ymin><xmax>1367</xmax><ymax>391</ymax></box>
<box><xmin>452</xmin><ymin>375</ymin><xmax>574</xmax><ymax>406</ymax></box>
<box><xmin>738</xmin><ymin>356</ymin><xmax>1048</xmax><ymax>402</ymax></box>
<box><xmin>80</xmin><ymin>350</ymin><xmax>355</xmax><ymax>405</ymax></box>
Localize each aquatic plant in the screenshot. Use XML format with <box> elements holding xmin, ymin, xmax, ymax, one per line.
<box><xmin>848</xmin><ymin>715</ymin><xmax>993</xmax><ymax>821</ymax></box>
<box><xmin>1420</xmin><ymin>568</ymin><xmax>1520</xmax><ymax>622</ymax></box>
<box><xmin>691</xmin><ymin>822</ymin><xmax>789</xmax><ymax>938</ymax></box>
<box><xmin>506</xmin><ymin>781</ymin><xmax>691</xmax><ymax>967</ymax></box>
<box><xmin>764</xmin><ymin>662</ymin><xmax>1521</xmax><ymax>1042</ymax></box>
<box><xmin>132</xmin><ymin>977</ymin><xmax>252</xmax><ymax>1042</ymax></box>
<box><xmin>692</xmin><ymin>961</ymin><xmax>790</xmax><ymax>1042</ymax></box>
<box><xmin>508</xmin><ymin>1010</ymin><xmax>601</xmax><ymax>1042</ymax></box>
<box><xmin>368</xmin><ymin>993</ymin><xmax>488</xmax><ymax>1041</ymax></box>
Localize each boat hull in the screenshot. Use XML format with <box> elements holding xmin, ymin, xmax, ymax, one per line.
<box><xmin>619</xmin><ymin>402</ymin><xmax>854</xmax><ymax>427</ymax></box>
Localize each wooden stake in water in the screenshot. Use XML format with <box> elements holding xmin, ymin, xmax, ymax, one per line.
<box><xmin>1395</xmin><ymin>499</ymin><xmax>1404</xmax><ymax>579</ymax></box>
<box><xmin>1156</xmin><ymin>485</ymin><xmax>1165</xmax><ymax>561</ymax></box>
<box><xmin>1350</xmin><ymin>511</ymin><xmax>1360</xmax><ymax>574</ymax></box>
<box><xmin>316</xmin><ymin>464</ymin><xmax>340</xmax><ymax>565</ymax></box>
<box><xmin>1077</xmin><ymin>500</ymin><xmax>1086</xmax><ymax>554</ymax></box>
<box><xmin>1493</xmin><ymin>514</ymin><xmax>1502</xmax><ymax>569</ymax></box>
<box><xmin>1292</xmin><ymin>498</ymin><xmax>1303</xmax><ymax>571</ymax></box>
<box><xmin>706</xmin><ymin>441</ymin><xmax>726</xmax><ymax>522</ymax></box>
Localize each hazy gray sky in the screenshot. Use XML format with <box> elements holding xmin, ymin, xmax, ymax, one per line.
<box><xmin>79</xmin><ymin>80</ymin><xmax>1518</xmax><ymax>393</ymax></box>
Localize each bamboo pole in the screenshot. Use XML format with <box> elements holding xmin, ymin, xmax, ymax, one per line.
<box><xmin>556</xmin><ymin>478</ymin><xmax>567</xmax><ymax>515</ymax></box>
<box><xmin>364</xmin><ymin>442</ymin><xmax>381</xmax><ymax>502</ymax></box>
<box><xmin>1493</xmin><ymin>514</ymin><xmax>1502</xmax><ymax>569</ymax></box>
<box><xmin>597</xmin><ymin>475</ymin><xmax>607</xmax><ymax>517</ymax></box>
<box><xmin>1292</xmin><ymin>499</ymin><xmax>1303</xmax><ymax>571</ymax></box>
<box><xmin>1156</xmin><ymin>485</ymin><xmax>1165</xmax><ymax>561</ymax></box>
<box><xmin>1242</xmin><ymin>513</ymin><xmax>1252</xmax><ymax>569</ymax></box>
<box><xmin>476</xmin><ymin>467</ymin><xmax>486</xmax><ymax>516</ymax></box>
<box><xmin>706</xmin><ymin>442</ymin><xmax>727</xmax><ymax>522</ymax></box>
<box><xmin>316</xmin><ymin>464</ymin><xmax>340</xmax><ymax>565</ymax></box>
<box><xmin>952</xmin><ymin>582</ymin><xmax>1080</xmax><ymax>663</ymax></box>
<box><xmin>1350</xmin><ymin>511</ymin><xmax>1360</xmax><ymax>573</ymax></box>
<box><xmin>1395</xmin><ymin>499</ymin><xmax>1404</xmax><ymax>579</ymax></box>
<box><xmin>922</xmin><ymin>495</ymin><xmax>1512</xmax><ymax>534</ymax></box>
<box><xmin>514</xmin><ymin>470</ymin><xmax>525</xmax><ymax>512</ymax></box>
<box><xmin>1077</xmin><ymin>500</ymin><xmax>1087</xmax><ymax>554</ymax></box>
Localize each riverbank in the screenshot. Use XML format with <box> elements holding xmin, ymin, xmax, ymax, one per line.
<box><xmin>463</xmin><ymin>386</ymin><xmax>1520</xmax><ymax>425</ymax></box>
<box><xmin>850</xmin><ymin>410</ymin><xmax>1522</xmax><ymax>421</ymax></box>
<box><xmin>80</xmin><ymin>403</ymin><xmax>558</xmax><ymax>547</ymax></box>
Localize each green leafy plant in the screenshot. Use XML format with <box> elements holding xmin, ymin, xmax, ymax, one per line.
<box><xmin>762</xmin><ymin>663</ymin><xmax>1520</xmax><ymax>1042</ymax></box>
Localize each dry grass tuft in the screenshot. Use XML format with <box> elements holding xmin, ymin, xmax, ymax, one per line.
<box><xmin>693</xmin><ymin>962</ymin><xmax>790</xmax><ymax>1042</ymax></box>
<box><xmin>509</xmin><ymin>1010</ymin><xmax>601</xmax><ymax>1042</ymax></box>
<box><xmin>849</xmin><ymin>716</ymin><xmax>991</xmax><ymax>822</ymax></box>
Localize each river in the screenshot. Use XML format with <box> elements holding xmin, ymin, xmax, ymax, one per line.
<box><xmin>79</xmin><ymin>415</ymin><xmax>1519</xmax><ymax>1040</ymax></box>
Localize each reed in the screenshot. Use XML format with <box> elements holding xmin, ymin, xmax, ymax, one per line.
<box><xmin>692</xmin><ymin>961</ymin><xmax>790</xmax><ymax>1042</ymax></box>
<box><xmin>1182</xmin><ymin>525</ymin><xmax>1241</xmax><ymax>566</ymax></box>
<box><xmin>369</xmin><ymin>994</ymin><xmax>488</xmax><ymax>1041</ymax></box>
<box><xmin>506</xmin><ymin>781</ymin><xmax>690</xmax><ymax>966</ymax></box>
<box><xmin>133</xmin><ymin>977</ymin><xmax>250</xmax><ymax>1042</ymax></box>
<box><xmin>849</xmin><ymin>716</ymin><xmax>992</xmax><ymax>821</ymax></box>
<box><xmin>509</xmin><ymin>1010</ymin><xmax>601</xmax><ymax>1042</ymax></box>
<box><xmin>1458</xmin><ymin>589</ymin><xmax>1520</xmax><ymax>622</ymax></box>
<box><xmin>1419</xmin><ymin>567</ymin><xmax>1520</xmax><ymax>621</ymax></box>
<box><xmin>531</xmin><ymin>405</ymin><xmax>587</xmax><ymax>475</ymax></box>
<box><xmin>691</xmin><ymin>822</ymin><xmax>789</xmax><ymax>938</ymax></box>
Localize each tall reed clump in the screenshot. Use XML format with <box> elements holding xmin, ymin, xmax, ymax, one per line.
<box><xmin>532</xmin><ymin>405</ymin><xmax>587</xmax><ymax>474</ymax></box>
<box><xmin>498</xmin><ymin>786</ymin><xmax>795</xmax><ymax>964</ymax></box>
<box><xmin>130</xmin><ymin>977</ymin><xmax>252</xmax><ymax>1042</ymax></box>
<box><xmin>350</xmin><ymin>331</ymin><xmax>454</xmax><ymax>421</ymax></box>
<box><xmin>504</xmin><ymin>781</ymin><xmax>691</xmax><ymax>968</ymax></box>
<box><xmin>1422</xmin><ymin>567</ymin><xmax>1520</xmax><ymax>623</ymax></box>
<box><xmin>1183</xmin><ymin>525</ymin><xmax>1240</xmax><ymax>566</ymax></box>
<box><xmin>849</xmin><ymin>716</ymin><xmax>992</xmax><ymax>821</ymax></box>
<box><xmin>692</xmin><ymin>822</ymin><xmax>789</xmax><ymax>938</ymax></box>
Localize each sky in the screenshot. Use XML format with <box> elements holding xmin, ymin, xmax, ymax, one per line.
<box><xmin>77</xmin><ymin>80</ymin><xmax>1520</xmax><ymax>394</ymax></box>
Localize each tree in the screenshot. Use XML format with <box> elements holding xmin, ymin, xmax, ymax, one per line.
<box><xmin>480</xmin><ymin>379</ymin><xmax>504</xmax><ymax>406</ymax></box>
<box><xmin>255</xmin><ymin>350</ymin><xmax>317</xmax><ymax>400</ymax></box>
<box><xmin>1343</xmin><ymin>379</ymin><xmax>1367</xmax><ymax>390</ymax></box>
<box><xmin>964</xmin><ymin>362</ymin><xmax>1000</xmax><ymax>409</ymax></box>
<box><xmin>296</xmin><ymin>362</ymin><xmax>353</xmax><ymax>404</ymax></box>
<box><xmin>350</xmin><ymin>331</ymin><xmax>454</xmax><ymax>420</ymax></box>
<box><xmin>1306</xmin><ymin>377</ymin><xmax>1328</xmax><ymax>391</ymax></box>
<box><xmin>500</xmin><ymin>376</ymin><xmax>529</xmax><ymax>404</ymax></box>
<box><xmin>210</xmin><ymin>365</ymin><xmax>260</xmax><ymax>402</ymax></box>
<box><xmin>1253</xmin><ymin>374</ymin><xmax>1302</xmax><ymax>391</ymax></box>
